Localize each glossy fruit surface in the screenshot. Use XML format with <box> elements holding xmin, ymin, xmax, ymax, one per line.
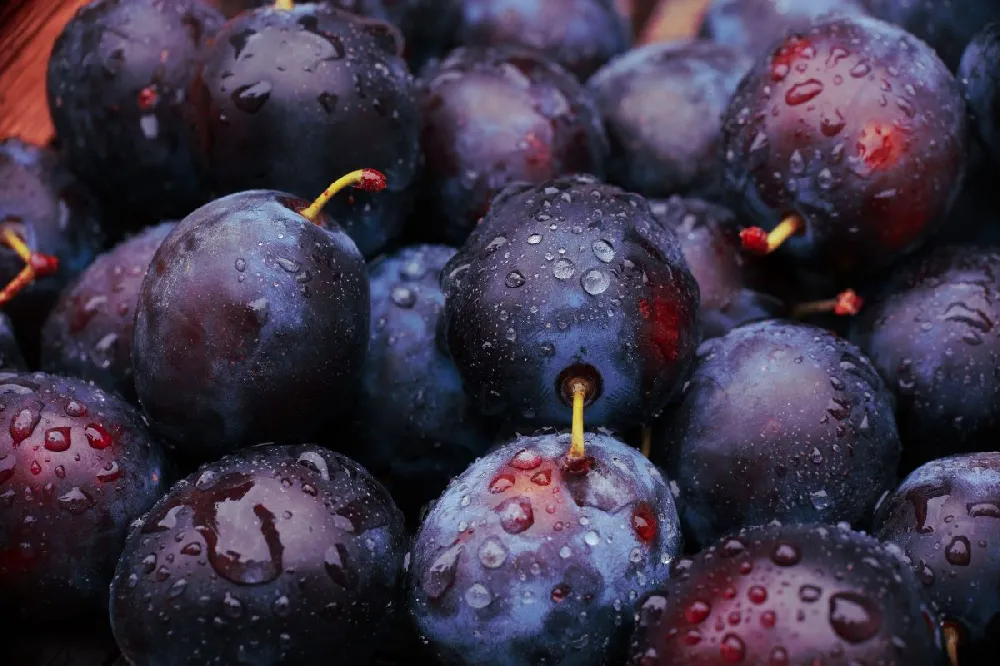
<box><xmin>47</xmin><ymin>0</ymin><xmax>223</xmax><ymax>225</ymax></box>
<box><xmin>452</xmin><ymin>0</ymin><xmax>631</xmax><ymax>80</ymax></box>
<box><xmin>41</xmin><ymin>222</ymin><xmax>175</xmax><ymax>403</ymax></box>
<box><xmin>850</xmin><ymin>245</ymin><xmax>1000</xmax><ymax>468</ymax></box>
<box><xmin>351</xmin><ymin>244</ymin><xmax>497</xmax><ymax>527</ymax></box>
<box><xmin>110</xmin><ymin>444</ymin><xmax>406</xmax><ymax>666</ymax></box>
<box><xmin>189</xmin><ymin>3</ymin><xmax>419</xmax><ymax>257</ymax></box>
<box><xmin>649</xmin><ymin>197</ymin><xmax>784</xmax><ymax>339</ymax></box>
<box><xmin>0</xmin><ymin>372</ymin><xmax>169</xmax><ymax>625</ymax></box>
<box><xmin>0</xmin><ymin>139</ymin><xmax>106</xmax><ymax>363</ymax></box>
<box><xmin>408</xmin><ymin>430</ymin><xmax>682</xmax><ymax>666</ymax></box>
<box><xmin>628</xmin><ymin>523</ymin><xmax>947</xmax><ymax>665</ymax></box>
<box><xmin>442</xmin><ymin>174</ymin><xmax>700</xmax><ymax>429</ymax></box>
<box><xmin>721</xmin><ymin>16</ymin><xmax>967</xmax><ymax>282</ymax></box>
<box><xmin>701</xmin><ymin>0</ymin><xmax>870</xmax><ymax>58</ymax></box>
<box><xmin>132</xmin><ymin>190</ymin><xmax>369</xmax><ymax>461</ymax></box>
<box><xmin>654</xmin><ymin>320</ymin><xmax>900</xmax><ymax>548</ymax></box>
<box><xmin>415</xmin><ymin>46</ymin><xmax>608</xmax><ymax>246</ymax></box>
<box><xmin>588</xmin><ymin>40</ymin><xmax>750</xmax><ymax>199</ymax></box>
<box><xmin>875</xmin><ymin>453</ymin><xmax>1000</xmax><ymax>666</ymax></box>
<box><xmin>865</xmin><ymin>0</ymin><xmax>1000</xmax><ymax>70</ymax></box>
<box><xmin>958</xmin><ymin>23</ymin><xmax>1000</xmax><ymax>166</ymax></box>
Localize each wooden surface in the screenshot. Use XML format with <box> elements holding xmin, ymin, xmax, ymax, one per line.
<box><xmin>0</xmin><ymin>0</ymin><xmax>711</xmax><ymax>146</ymax></box>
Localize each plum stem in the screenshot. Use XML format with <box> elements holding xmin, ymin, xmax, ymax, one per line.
<box><xmin>944</xmin><ymin>622</ymin><xmax>961</xmax><ymax>666</ymax></box>
<box><xmin>0</xmin><ymin>227</ymin><xmax>59</xmax><ymax>307</ymax></box>
<box><xmin>568</xmin><ymin>381</ymin><xmax>586</xmax><ymax>461</ymax></box>
<box><xmin>791</xmin><ymin>289</ymin><xmax>864</xmax><ymax>318</ymax></box>
<box><xmin>740</xmin><ymin>215</ymin><xmax>803</xmax><ymax>255</ymax></box>
<box><xmin>640</xmin><ymin>426</ymin><xmax>652</xmax><ymax>458</ymax></box>
<box><xmin>274</xmin><ymin>0</ymin><xmax>294</xmax><ymax>10</ymax></box>
<box><xmin>298</xmin><ymin>168</ymin><xmax>387</xmax><ymax>224</ymax></box>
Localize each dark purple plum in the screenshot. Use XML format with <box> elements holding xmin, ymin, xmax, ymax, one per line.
<box><xmin>0</xmin><ymin>372</ymin><xmax>169</xmax><ymax>626</ymax></box>
<box><xmin>653</xmin><ymin>320</ymin><xmax>900</xmax><ymax>548</ymax></box>
<box><xmin>351</xmin><ymin>244</ymin><xmax>498</xmax><ymax>526</ymax></box>
<box><xmin>701</xmin><ymin>0</ymin><xmax>870</xmax><ymax>58</ymax></box>
<box><xmin>0</xmin><ymin>313</ymin><xmax>27</xmax><ymax>371</ymax></box>
<box><xmin>414</xmin><ymin>46</ymin><xmax>608</xmax><ymax>246</ymax></box>
<box><xmin>41</xmin><ymin>223</ymin><xmax>175</xmax><ymax>403</ymax></box>
<box><xmin>408</xmin><ymin>430</ymin><xmax>681</xmax><ymax>666</ymax></box>
<box><xmin>865</xmin><ymin>0</ymin><xmax>1000</xmax><ymax>70</ymax></box>
<box><xmin>451</xmin><ymin>0</ymin><xmax>631</xmax><ymax>80</ymax></box>
<box><xmin>588</xmin><ymin>40</ymin><xmax>750</xmax><ymax>199</ymax></box>
<box><xmin>47</xmin><ymin>0</ymin><xmax>223</xmax><ymax>226</ymax></box>
<box><xmin>959</xmin><ymin>23</ymin><xmax>1000</xmax><ymax>166</ymax></box>
<box><xmin>850</xmin><ymin>245</ymin><xmax>1000</xmax><ymax>469</ymax></box>
<box><xmin>628</xmin><ymin>523</ymin><xmax>947</xmax><ymax>665</ymax></box>
<box><xmin>110</xmin><ymin>444</ymin><xmax>406</xmax><ymax>665</ymax></box>
<box><xmin>649</xmin><ymin>197</ymin><xmax>785</xmax><ymax>339</ymax></box>
<box><xmin>0</xmin><ymin>139</ymin><xmax>106</xmax><ymax>364</ymax></box>
<box><xmin>132</xmin><ymin>188</ymin><xmax>369</xmax><ymax>461</ymax></box>
<box><xmin>442</xmin><ymin>174</ymin><xmax>700</xmax><ymax>430</ymax></box>
<box><xmin>875</xmin><ymin>453</ymin><xmax>1000</xmax><ymax>666</ymax></box>
<box><xmin>189</xmin><ymin>2</ymin><xmax>419</xmax><ymax>257</ymax></box>
<box><xmin>721</xmin><ymin>16</ymin><xmax>968</xmax><ymax>284</ymax></box>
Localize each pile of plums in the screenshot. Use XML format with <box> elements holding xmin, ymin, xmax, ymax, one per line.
<box><xmin>3</xmin><ymin>0</ymin><xmax>1000</xmax><ymax>664</ymax></box>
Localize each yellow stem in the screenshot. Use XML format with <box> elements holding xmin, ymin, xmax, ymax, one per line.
<box><xmin>640</xmin><ymin>426</ymin><xmax>651</xmax><ymax>458</ymax></box>
<box><xmin>569</xmin><ymin>385</ymin><xmax>586</xmax><ymax>460</ymax></box>
<box><xmin>275</xmin><ymin>0</ymin><xmax>294</xmax><ymax>10</ymax></box>
<box><xmin>944</xmin><ymin>623</ymin><xmax>960</xmax><ymax>666</ymax></box>
<box><xmin>298</xmin><ymin>169</ymin><xmax>383</xmax><ymax>223</ymax></box>
<box><xmin>766</xmin><ymin>215</ymin><xmax>803</xmax><ymax>252</ymax></box>
<box><xmin>2</xmin><ymin>229</ymin><xmax>32</xmax><ymax>262</ymax></box>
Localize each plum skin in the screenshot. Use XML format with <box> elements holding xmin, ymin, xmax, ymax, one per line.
<box><xmin>408</xmin><ymin>431</ymin><xmax>682</xmax><ymax>666</ymax></box>
<box><xmin>654</xmin><ymin>320</ymin><xmax>901</xmax><ymax>548</ymax></box>
<box><xmin>0</xmin><ymin>371</ymin><xmax>169</xmax><ymax>626</ymax></box>
<box><xmin>132</xmin><ymin>190</ymin><xmax>369</xmax><ymax>461</ymax></box>
<box><xmin>110</xmin><ymin>443</ymin><xmax>406</xmax><ymax>666</ymax></box>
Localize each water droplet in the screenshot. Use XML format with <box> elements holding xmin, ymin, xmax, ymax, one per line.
<box><xmin>489</xmin><ymin>473</ymin><xmax>515</xmax><ymax>493</ymax></box>
<box><xmin>553</xmin><ymin>258</ymin><xmax>575</xmax><ymax>280</ymax></box>
<box><xmin>505</xmin><ymin>328</ymin><xmax>517</xmax><ymax>342</ymax></box>
<box><xmin>828</xmin><ymin>592</ymin><xmax>882</xmax><ymax>643</ymax></box>
<box><xmin>231</xmin><ymin>81</ymin><xmax>272</xmax><ymax>114</ymax></box>
<box><xmin>631</xmin><ymin>503</ymin><xmax>658</xmax><ymax>543</ymax></box>
<box><xmin>720</xmin><ymin>633</ymin><xmax>746</xmax><ymax>662</ymax></box>
<box><xmin>43</xmin><ymin>427</ymin><xmax>71</xmax><ymax>452</ymax></box>
<box><xmin>527</xmin><ymin>233</ymin><xmax>543</xmax><ymax>244</ymax></box>
<box><xmin>771</xmin><ymin>543</ymin><xmax>801</xmax><ymax>566</ymax></box>
<box><xmin>276</xmin><ymin>257</ymin><xmax>301</xmax><ymax>274</ymax></box>
<box><xmin>530</xmin><ymin>469</ymin><xmax>552</xmax><ymax>486</ymax></box>
<box><xmin>810</xmin><ymin>490</ymin><xmax>831</xmax><ymax>510</ymax></box>
<box><xmin>10</xmin><ymin>407</ymin><xmax>40</xmax><ymax>444</ymax></box>
<box><xmin>559</xmin><ymin>545</ymin><xmax>572</xmax><ymax>558</ymax></box>
<box><xmin>685</xmin><ymin>600</ymin><xmax>711</xmax><ymax>624</ymax></box>
<box><xmin>390</xmin><ymin>286</ymin><xmax>416</xmax><ymax>308</ymax></box>
<box><xmin>223</xmin><ymin>592</ymin><xmax>243</xmax><ymax>618</ymax></box>
<box><xmin>510</xmin><ymin>449</ymin><xmax>541</xmax><ymax>470</ymax></box>
<box><xmin>58</xmin><ymin>487</ymin><xmax>94</xmax><ymax>514</ymax></box>
<box><xmin>592</xmin><ymin>240</ymin><xmax>615</xmax><ymax>263</ymax></box>
<box><xmin>235</xmin><ymin>258</ymin><xmax>246</xmax><ymax>272</ymax></box>
<box><xmin>497</xmin><ymin>497</ymin><xmax>534</xmax><ymax>534</ymax></box>
<box><xmin>84</xmin><ymin>423</ymin><xmax>113</xmax><ymax>449</ymax></box>
<box><xmin>850</xmin><ymin>61</ymin><xmax>871</xmax><ymax>78</ymax></box>
<box><xmin>945</xmin><ymin>536</ymin><xmax>971</xmax><ymax>566</ymax></box>
<box><xmin>318</xmin><ymin>92</ymin><xmax>338</xmax><ymax>114</ymax></box>
<box><xmin>181</xmin><ymin>542</ymin><xmax>202</xmax><ymax>556</ymax></box>
<box><xmin>785</xmin><ymin>79</ymin><xmax>824</xmax><ymax>105</ymax></box>
<box><xmin>97</xmin><ymin>460</ymin><xmax>123</xmax><ymax>483</ymax></box>
<box><xmin>423</xmin><ymin>543</ymin><xmax>462</xmax><ymax>600</ymax></box>
<box><xmin>478</xmin><ymin>537</ymin><xmax>508</xmax><ymax>569</ymax></box>
<box><xmin>465</xmin><ymin>583</ymin><xmax>492</xmax><ymax>609</ymax></box>
<box><xmin>968</xmin><ymin>502</ymin><xmax>1000</xmax><ymax>518</ymax></box>
<box><xmin>581</xmin><ymin>269</ymin><xmax>610</xmax><ymax>296</ymax></box>
<box><xmin>65</xmin><ymin>401</ymin><xmax>87</xmax><ymax>417</ymax></box>
<box><xmin>483</xmin><ymin>236</ymin><xmax>507</xmax><ymax>256</ymax></box>
<box><xmin>296</xmin><ymin>451</ymin><xmax>330</xmax><ymax>481</ymax></box>
<box><xmin>789</xmin><ymin>150</ymin><xmax>805</xmax><ymax>174</ymax></box>
<box><xmin>505</xmin><ymin>271</ymin><xmax>526</xmax><ymax>288</ymax></box>
<box><xmin>324</xmin><ymin>543</ymin><xmax>357</xmax><ymax>589</ymax></box>
<box><xmin>799</xmin><ymin>585</ymin><xmax>821</xmax><ymax>602</ymax></box>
